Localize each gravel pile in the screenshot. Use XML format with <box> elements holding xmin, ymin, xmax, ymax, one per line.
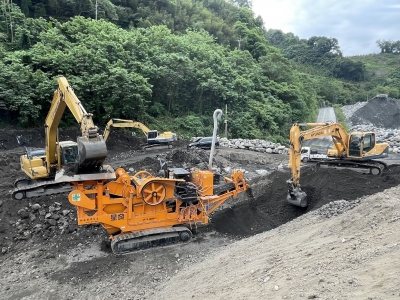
<box><xmin>190</xmin><ymin>136</ymin><xmax>288</xmax><ymax>154</ymax></box>
<box><xmin>342</xmin><ymin>101</ymin><xmax>367</xmax><ymax>120</ymax></box>
<box><xmin>342</xmin><ymin>95</ymin><xmax>400</xmax><ymax>153</ymax></box>
<box><xmin>312</xmin><ymin>199</ymin><xmax>362</xmax><ymax>218</ymax></box>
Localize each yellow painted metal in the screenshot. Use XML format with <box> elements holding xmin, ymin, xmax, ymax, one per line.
<box><xmin>288</xmin><ymin>122</ymin><xmax>389</xmax><ymax>187</ymax></box>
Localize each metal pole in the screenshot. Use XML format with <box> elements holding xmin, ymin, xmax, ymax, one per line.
<box><xmin>95</xmin><ymin>0</ymin><xmax>98</xmax><ymax>20</ymax></box>
<box><xmin>224</xmin><ymin>104</ymin><xmax>228</xmax><ymax>138</ymax></box>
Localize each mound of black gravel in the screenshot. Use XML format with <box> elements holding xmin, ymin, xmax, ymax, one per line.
<box><xmin>350</xmin><ymin>96</ymin><xmax>400</xmax><ymax>129</ymax></box>
<box><xmin>210</xmin><ymin>165</ymin><xmax>400</xmax><ymax>237</ymax></box>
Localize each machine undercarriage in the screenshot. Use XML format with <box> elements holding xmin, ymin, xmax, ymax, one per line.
<box><xmin>315</xmin><ymin>158</ymin><xmax>388</xmax><ymax>175</ymax></box>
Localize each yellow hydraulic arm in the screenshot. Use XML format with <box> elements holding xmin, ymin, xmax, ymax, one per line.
<box><xmin>287</xmin><ymin>122</ymin><xmax>350</xmax><ymax>207</ymax></box>
<box><xmin>103</xmin><ymin>118</ymin><xmax>151</xmax><ymax>142</ymax></box>
<box><xmin>288</xmin><ymin>122</ymin><xmax>348</xmax><ymax>184</ymax></box>
<box><xmin>45</xmin><ymin>77</ymin><xmax>106</xmax><ymax>173</ymax></box>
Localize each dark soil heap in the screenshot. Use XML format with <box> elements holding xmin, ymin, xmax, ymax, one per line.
<box><xmin>350</xmin><ymin>95</ymin><xmax>400</xmax><ymax>128</ymax></box>
<box><xmin>210</xmin><ymin>165</ymin><xmax>400</xmax><ymax>237</ymax></box>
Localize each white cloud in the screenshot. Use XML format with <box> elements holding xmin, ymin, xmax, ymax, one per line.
<box><xmin>252</xmin><ymin>0</ymin><xmax>399</xmax><ymax>56</ymax></box>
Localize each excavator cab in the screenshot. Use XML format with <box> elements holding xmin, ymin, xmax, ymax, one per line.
<box><xmin>348</xmin><ymin>132</ymin><xmax>376</xmax><ymax>157</ymax></box>
<box><xmin>360</xmin><ymin>133</ymin><xmax>375</xmax><ymax>154</ymax></box>
<box><xmin>61</xmin><ymin>145</ymin><xmax>78</xmax><ymax>165</ymax></box>
<box><xmin>147</xmin><ymin>130</ymin><xmax>159</xmax><ymax>144</ymax></box>
<box><xmin>348</xmin><ymin>134</ymin><xmax>362</xmax><ymax>157</ymax></box>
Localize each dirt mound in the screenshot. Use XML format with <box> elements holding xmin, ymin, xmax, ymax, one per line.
<box><xmin>350</xmin><ymin>95</ymin><xmax>400</xmax><ymax>128</ymax></box>
<box><xmin>210</xmin><ymin>165</ymin><xmax>400</xmax><ymax>237</ymax></box>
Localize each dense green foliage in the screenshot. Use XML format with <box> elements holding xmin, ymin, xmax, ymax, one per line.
<box><xmin>376</xmin><ymin>40</ymin><xmax>400</xmax><ymax>54</ymax></box>
<box><xmin>350</xmin><ymin>54</ymin><xmax>400</xmax><ymax>99</ymax></box>
<box><xmin>265</xmin><ymin>30</ymin><xmax>400</xmax><ymax>105</ymax></box>
<box><xmin>265</xmin><ymin>29</ymin><xmax>366</xmax><ymax>82</ymax></box>
<box><xmin>0</xmin><ymin>1</ymin><xmax>320</xmax><ymax>140</ymax></box>
<box><xmin>0</xmin><ymin>0</ymin><xmax>399</xmax><ymax>142</ymax></box>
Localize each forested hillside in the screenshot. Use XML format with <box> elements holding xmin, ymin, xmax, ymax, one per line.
<box><xmin>0</xmin><ymin>0</ymin><xmax>398</xmax><ymax>141</ymax></box>
<box><xmin>265</xmin><ymin>29</ymin><xmax>400</xmax><ymax>104</ymax></box>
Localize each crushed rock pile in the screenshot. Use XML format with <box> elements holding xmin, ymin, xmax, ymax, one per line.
<box><xmin>348</xmin><ymin>95</ymin><xmax>400</xmax><ymax>128</ymax></box>
<box><xmin>190</xmin><ymin>136</ymin><xmax>288</xmax><ymax>154</ymax></box>
<box><xmin>342</xmin><ymin>95</ymin><xmax>400</xmax><ymax>153</ymax></box>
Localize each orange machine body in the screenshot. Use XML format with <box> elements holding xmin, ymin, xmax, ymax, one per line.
<box><xmin>68</xmin><ymin>168</ymin><xmax>249</xmax><ymax>238</ymax></box>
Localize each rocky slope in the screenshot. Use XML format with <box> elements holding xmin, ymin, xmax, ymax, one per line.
<box><xmin>343</xmin><ymin>95</ymin><xmax>400</xmax><ymax>153</ymax></box>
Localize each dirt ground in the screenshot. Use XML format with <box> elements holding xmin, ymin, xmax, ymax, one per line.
<box><xmin>0</xmin><ymin>126</ymin><xmax>400</xmax><ymax>300</ymax></box>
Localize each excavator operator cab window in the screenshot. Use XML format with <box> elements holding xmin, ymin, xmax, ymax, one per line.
<box><xmin>349</xmin><ymin>134</ymin><xmax>362</xmax><ymax>157</ymax></box>
<box><xmin>147</xmin><ymin>131</ymin><xmax>158</xmax><ymax>139</ymax></box>
<box><xmin>362</xmin><ymin>133</ymin><xmax>375</xmax><ymax>153</ymax></box>
<box><xmin>63</xmin><ymin>146</ymin><xmax>78</xmax><ymax>164</ymax></box>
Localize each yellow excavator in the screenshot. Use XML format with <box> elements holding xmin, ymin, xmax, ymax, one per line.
<box><xmin>287</xmin><ymin>122</ymin><xmax>389</xmax><ymax>207</ymax></box>
<box><xmin>103</xmin><ymin>118</ymin><xmax>177</xmax><ymax>149</ymax></box>
<box><xmin>13</xmin><ymin>77</ymin><xmax>113</xmax><ymax>200</ymax></box>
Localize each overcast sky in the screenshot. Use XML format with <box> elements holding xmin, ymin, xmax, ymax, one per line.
<box><xmin>251</xmin><ymin>0</ymin><xmax>400</xmax><ymax>56</ymax></box>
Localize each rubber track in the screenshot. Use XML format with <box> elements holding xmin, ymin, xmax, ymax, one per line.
<box><xmin>111</xmin><ymin>227</ymin><xmax>192</xmax><ymax>255</ymax></box>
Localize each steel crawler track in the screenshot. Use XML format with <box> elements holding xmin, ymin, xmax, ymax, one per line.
<box><xmin>111</xmin><ymin>227</ymin><xmax>192</xmax><ymax>254</ymax></box>
<box><xmin>316</xmin><ymin>159</ymin><xmax>388</xmax><ymax>175</ymax></box>
<box><xmin>12</xmin><ymin>178</ymin><xmax>72</xmax><ymax>200</ymax></box>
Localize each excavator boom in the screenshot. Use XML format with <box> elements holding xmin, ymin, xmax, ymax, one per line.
<box><xmin>48</xmin><ymin>77</ymin><xmax>107</xmax><ymax>171</ymax></box>
<box><xmin>103</xmin><ymin>118</ymin><xmax>151</xmax><ymax>141</ymax></box>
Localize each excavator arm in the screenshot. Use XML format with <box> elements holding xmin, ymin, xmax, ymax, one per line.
<box><xmin>103</xmin><ymin>118</ymin><xmax>151</xmax><ymax>142</ymax></box>
<box><xmin>103</xmin><ymin>118</ymin><xmax>176</xmax><ymax>146</ymax></box>
<box><xmin>45</xmin><ymin>77</ymin><xmax>107</xmax><ymax>174</ymax></box>
<box><xmin>287</xmin><ymin>122</ymin><xmax>350</xmax><ymax>207</ymax></box>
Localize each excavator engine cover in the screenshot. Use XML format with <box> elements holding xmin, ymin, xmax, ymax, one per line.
<box><xmin>77</xmin><ymin>136</ymin><xmax>107</xmax><ymax>170</ymax></box>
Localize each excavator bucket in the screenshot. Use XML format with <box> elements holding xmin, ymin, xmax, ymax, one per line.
<box><xmin>287</xmin><ymin>190</ymin><xmax>308</xmax><ymax>207</ymax></box>
<box><xmin>287</xmin><ymin>180</ymin><xmax>308</xmax><ymax>207</ymax></box>
<box><xmin>77</xmin><ymin>136</ymin><xmax>107</xmax><ymax>171</ymax></box>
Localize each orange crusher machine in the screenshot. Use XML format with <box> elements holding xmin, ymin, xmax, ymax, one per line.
<box><xmin>68</xmin><ymin>167</ymin><xmax>250</xmax><ymax>254</ymax></box>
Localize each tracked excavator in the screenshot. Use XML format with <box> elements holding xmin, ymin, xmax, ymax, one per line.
<box><xmin>12</xmin><ymin>77</ymin><xmax>113</xmax><ymax>200</ymax></box>
<box><xmin>103</xmin><ymin>118</ymin><xmax>177</xmax><ymax>149</ymax></box>
<box><xmin>287</xmin><ymin>122</ymin><xmax>389</xmax><ymax>207</ymax></box>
